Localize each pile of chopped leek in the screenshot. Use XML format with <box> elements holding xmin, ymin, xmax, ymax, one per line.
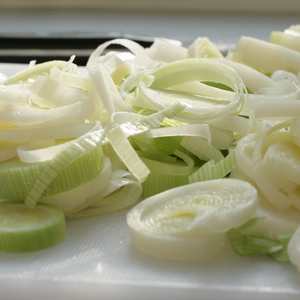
<box><xmin>1</xmin><ymin>25</ymin><xmax>300</xmax><ymax>273</ymax></box>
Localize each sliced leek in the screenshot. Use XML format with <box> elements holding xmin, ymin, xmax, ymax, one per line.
<box><xmin>127</xmin><ymin>179</ymin><xmax>257</xmax><ymax>260</ymax></box>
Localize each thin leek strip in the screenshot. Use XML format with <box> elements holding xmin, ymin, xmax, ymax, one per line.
<box><xmin>0</xmin><ymin>122</ymin><xmax>95</xmax><ymax>142</ymax></box>
<box><xmin>148</xmin><ymin>124</ymin><xmax>211</xmax><ymax>142</ymax></box>
<box><xmin>141</xmin><ymin>156</ymin><xmax>193</xmax><ymax>197</ymax></box>
<box><xmin>127</xmin><ymin>179</ymin><xmax>257</xmax><ymax>261</ymax></box>
<box><xmin>25</xmin><ymin>128</ymin><xmax>105</xmax><ymax>207</ymax></box>
<box><xmin>169</xmin><ymin>81</ymin><xmax>235</xmax><ymax>102</ymax></box>
<box><xmin>135</xmin><ymin>86</ymin><xmax>232</xmax><ymax>122</ymax></box>
<box><xmin>5</xmin><ymin>61</ymin><xmax>69</xmax><ymax>84</ymax></box>
<box><xmin>247</xmin><ymin>99</ymin><xmax>300</xmax><ymax>118</ymax></box>
<box><xmin>189</xmin><ymin>151</ymin><xmax>235</xmax><ymax>183</ymax></box>
<box><xmin>88</xmin><ymin>63</ymin><xmax>128</xmax><ymax>116</ymax></box>
<box><xmin>115</xmin><ymin>103</ymin><xmax>184</xmax><ymax>143</ymax></box>
<box><xmin>232</xmin><ymin>36</ymin><xmax>300</xmax><ymax>74</ymax></box>
<box><xmin>0</xmin><ymin>101</ymin><xmax>92</xmax><ymax>127</ymax></box>
<box><xmin>107</xmin><ymin>126</ymin><xmax>150</xmax><ymax>182</ymax></box>
<box><xmin>181</xmin><ymin>136</ymin><xmax>224</xmax><ymax>161</ymax></box>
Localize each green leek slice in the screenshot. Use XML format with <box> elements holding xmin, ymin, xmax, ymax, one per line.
<box><xmin>0</xmin><ymin>203</ymin><xmax>65</xmax><ymax>252</ymax></box>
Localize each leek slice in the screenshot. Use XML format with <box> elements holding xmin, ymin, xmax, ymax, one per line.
<box><xmin>271</xmin><ymin>25</ymin><xmax>300</xmax><ymax>52</ymax></box>
<box><xmin>147</xmin><ymin>38</ymin><xmax>187</xmax><ymax>62</ymax></box>
<box><xmin>0</xmin><ymin>141</ymin><xmax>103</xmax><ymax>204</ymax></box>
<box><xmin>127</xmin><ymin>179</ymin><xmax>257</xmax><ymax>261</ymax></box>
<box><xmin>141</xmin><ymin>156</ymin><xmax>193</xmax><ymax>197</ymax></box>
<box><xmin>181</xmin><ymin>136</ymin><xmax>224</xmax><ymax>161</ymax></box>
<box><xmin>107</xmin><ymin>126</ymin><xmax>150</xmax><ymax>182</ymax></box>
<box><xmin>188</xmin><ymin>37</ymin><xmax>223</xmax><ymax>59</ymax></box>
<box><xmin>189</xmin><ymin>151</ymin><xmax>235</xmax><ymax>183</ymax></box>
<box><xmin>232</xmin><ymin>36</ymin><xmax>300</xmax><ymax>74</ymax></box>
<box><xmin>0</xmin><ymin>203</ymin><xmax>65</xmax><ymax>252</ymax></box>
<box><xmin>25</xmin><ymin>128</ymin><xmax>105</xmax><ymax>207</ymax></box>
<box><xmin>42</xmin><ymin>157</ymin><xmax>112</xmax><ymax>214</ymax></box>
<box><xmin>228</xmin><ymin>218</ymin><xmax>291</xmax><ymax>262</ymax></box>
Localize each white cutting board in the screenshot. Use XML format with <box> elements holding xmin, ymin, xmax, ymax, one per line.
<box><xmin>1</xmin><ymin>63</ymin><xmax>300</xmax><ymax>300</ymax></box>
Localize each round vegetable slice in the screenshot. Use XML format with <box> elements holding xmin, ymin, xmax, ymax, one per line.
<box><xmin>0</xmin><ymin>203</ymin><xmax>65</xmax><ymax>252</ymax></box>
<box><xmin>127</xmin><ymin>178</ymin><xmax>257</xmax><ymax>261</ymax></box>
<box><xmin>0</xmin><ymin>145</ymin><xmax>103</xmax><ymax>202</ymax></box>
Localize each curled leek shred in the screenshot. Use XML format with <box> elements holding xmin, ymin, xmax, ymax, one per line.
<box><xmin>87</xmin><ymin>38</ymin><xmax>152</xmax><ymax>68</ymax></box>
<box><xmin>25</xmin><ymin>126</ymin><xmax>105</xmax><ymax>207</ymax></box>
<box><xmin>140</xmin><ymin>58</ymin><xmax>246</xmax><ymax>122</ymax></box>
<box><xmin>189</xmin><ymin>151</ymin><xmax>235</xmax><ymax>183</ymax></box>
<box><xmin>228</xmin><ymin>218</ymin><xmax>292</xmax><ymax>262</ymax></box>
<box><xmin>127</xmin><ymin>179</ymin><xmax>257</xmax><ymax>261</ymax></box>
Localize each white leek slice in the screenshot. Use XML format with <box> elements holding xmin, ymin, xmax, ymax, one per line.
<box><xmin>232</xmin><ymin>36</ymin><xmax>300</xmax><ymax>74</ymax></box>
<box><xmin>127</xmin><ymin>179</ymin><xmax>257</xmax><ymax>260</ymax></box>
<box><xmin>271</xmin><ymin>26</ymin><xmax>300</xmax><ymax>52</ymax></box>
<box><xmin>107</xmin><ymin>126</ymin><xmax>150</xmax><ymax>182</ymax></box>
